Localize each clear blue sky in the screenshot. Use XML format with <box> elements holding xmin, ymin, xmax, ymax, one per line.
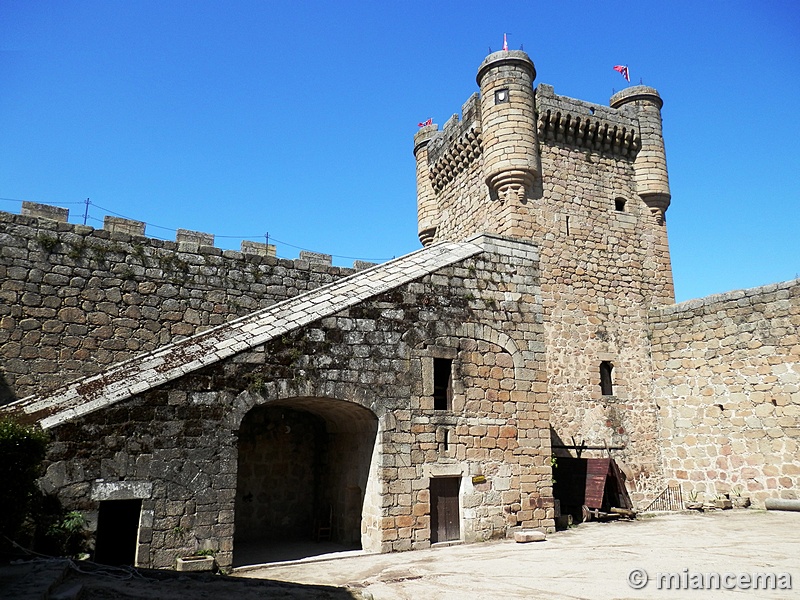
<box><xmin>1</xmin><ymin>1</ymin><xmax>798</xmax><ymax>302</ymax></box>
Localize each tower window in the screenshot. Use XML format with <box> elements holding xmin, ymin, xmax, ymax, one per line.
<box><xmin>433</xmin><ymin>358</ymin><xmax>453</xmax><ymax>410</ymax></box>
<box><xmin>494</xmin><ymin>88</ymin><xmax>509</xmax><ymax>104</ymax></box>
<box><xmin>600</xmin><ymin>361</ymin><xmax>614</xmax><ymax>396</ymax></box>
<box><xmin>615</xmin><ymin>198</ymin><xmax>626</xmax><ymax>212</ymax></box>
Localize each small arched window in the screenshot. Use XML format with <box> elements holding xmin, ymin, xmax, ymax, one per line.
<box><xmin>614</xmin><ymin>197</ymin><xmax>626</xmax><ymax>212</ymax></box>
<box><xmin>600</xmin><ymin>361</ymin><xmax>614</xmax><ymax>396</ymax></box>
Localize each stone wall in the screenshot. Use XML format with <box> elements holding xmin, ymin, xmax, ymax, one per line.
<box><xmin>535</xmin><ymin>137</ymin><xmax>668</xmax><ymax>505</ymax></box>
<box><xmin>0</xmin><ymin>208</ymin><xmax>355</xmax><ymax>402</ymax></box>
<box><xmin>650</xmin><ymin>279</ymin><xmax>800</xmax><ymax>507</ymax></box>
<box><xmin>29</xmin><ymin>236</ymin><xmax>554</xmax><ymax>569</ymax></box>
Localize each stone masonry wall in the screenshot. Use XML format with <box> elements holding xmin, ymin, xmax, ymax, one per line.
<box><xmin>536</xmin><ymin>139</ymin><xmax>669</xmax><ymax>505</ymax></box>
<box><xmin>415</xmin><ymin>75</ymin><xmax>675</xmax><ymax>506</ymax></box>
<box><xmin>650</xmin><ymin>279</ymin><xmax>800</xmax><ymax>507</ymax></box>
<box><xmin>0</xmin><ymin>209</ymin><xmax>355</xmax><ymax>402</ymax></box>
<box><xmin>235</xmin><ymin>406</ymin><xmax>324</xmax><ymax>542</ymax></box>
<box><xmin>35</xmin><ymin>238</ymin><xmax>553</xmax><ymax>569</ymax></box>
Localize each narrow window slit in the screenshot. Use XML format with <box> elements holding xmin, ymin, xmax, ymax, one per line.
<box><xmin>433</xmin><ymin>358</ymin><xmax>453</xmax><ymax>410</ymax></box>
<box><xmin>600</xmin><ymin>361</ymin><xmax>614</xmax><ymax>396</ymax></box>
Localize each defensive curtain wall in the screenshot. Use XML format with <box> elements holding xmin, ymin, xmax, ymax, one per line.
<box><xmin>650</xmin><ymin>279</ymin><xmax>800</xmax><ymax>507</ymax></box>
<box><xmin>0</xmin><ymin>201</ymin><xmax>366</xmax><ymax>403</ymax></box>
<box><xmin>3</xmin><ymin>232</ymin><xmax>553</xmax><ymax>569</ymax></box>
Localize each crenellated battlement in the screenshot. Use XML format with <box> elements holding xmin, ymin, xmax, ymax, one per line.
<box><xmin>414</xmin><ymin>49</ymin><xmax>671</xmax><ymax>255</ymax></box>
<box><xmin>535</xmin><ymin>84</ymin><xmax>640</xmax><ymax>157</ymax></box>
<box><xmin>426</xmin><ymin>95</ymin><xmax>481</xmax><ymax>159</ymax></box>
<box><xmin>0</xmin><ymin>204</ymin><xmax>368</xmax><ymax>401</ymax></box>
<box><xmin>424</xmin><ymin>94</ymin><xmax>483</xmax><ymax>194</ymax></box>
<box><xmin>14</xmin><ymin>201</ymin><xmax>374</xmax><ymax>270</ymax></box>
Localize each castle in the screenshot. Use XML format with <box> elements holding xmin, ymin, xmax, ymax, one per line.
<box><xmin>1</xmin><ymin>49</ymin><xmax>798</xmax><ymax>570</ymax></box>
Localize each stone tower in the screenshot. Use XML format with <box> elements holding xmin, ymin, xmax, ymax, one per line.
<box><xmin>476</xmin><ymin>50</ymin><xmax>541</xmax><ymax>205</ymax></box>
<box><xmin>609</xmin><ymin>86</ymin><xmax>670</xmax><ymax>222</ymax></box>
<box><xmin>414</xmin><ymin>48</ymin><xmax>677</xmax><ymax>502</ymax></box>
<box><xmin>413</xmin><ymin>124</ymin><xmax>439</xmax><ymax>246</ymax></box>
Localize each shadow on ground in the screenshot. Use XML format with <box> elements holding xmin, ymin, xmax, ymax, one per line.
<box><xmin>233</xmin><ymin>540</ymin><xmax>361</xmax><ymax>567</ymax></box>
<box><xmin>1</xmin><ymin>559</ymin><xmax>364</xmax><ymax>600</ymax></box>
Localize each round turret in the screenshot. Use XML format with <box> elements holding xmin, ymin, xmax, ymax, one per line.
<box><xmin>610</xmin><ymin>86</ymin><xmax>670</xmax><ymax>221</ymax></box>
<box><xmin>476</xmin><ymin>50</ymin><xmax>541</xmax><ymax>203</ymax></box>
<box><xmin>414</xmin><ymin>124</ymin><xmax>438</xmax><ymax>246</ymax></box>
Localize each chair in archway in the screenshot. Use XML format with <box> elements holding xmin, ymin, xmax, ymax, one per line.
<box><xmin>315</xmin><ymin>503</ymin><xmax>333</xmax><ymax>542</ymax></box>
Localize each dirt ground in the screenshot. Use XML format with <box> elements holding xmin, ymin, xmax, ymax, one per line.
<box><xmin>4</xmin><ymin>510</ymin><xmax>798</xmax><ymax>599</ymax></box>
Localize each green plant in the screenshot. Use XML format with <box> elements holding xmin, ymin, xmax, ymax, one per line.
<box><xmin>172</xmin><ymin>525</ymin><xmax>187</xmax><ymax>537</ymax></box>
<box><xmin>60</xmin><ymin>510</ymin><xmax>87</xmax><ymax>533</ymax></box>
<box><xmin>132</xmin><ymin>243</ymin><xmax>147</xmax><ymax>264</ymax></box>
<box><xmin>92</xmin><ymin>245</ymin><xmax>108</xmax><ymax>264</ymax></box>
<box><xmin>43</xmin><ymin>510</ymin><xmax>89</xmax><ymax>557</ymax></box>
<box><xmin>193</xmin><ymin>548</ymin><xmax>216</xmax><ymax>557</ymax></box>
<box><xmin>67</xmin><ymin>240</ymin><xmax>86</xmax><ymax>260</ymax></box>
<box><xmin>36</xmin><ymin>233</ymin><xmax>58</xmax><ymax>252</ymax></box>
<box><xmin>0</xmin><ymin>417</ymin><xmax>48</xmax><ymax>544</ymax></box>
<box><xmin>247</xmin><ymin>374</ymin><xmax>267</xmax><ymax>395</ymax></box>
<box><xmin>38</xmin><ymin>501</ymin><xmax>91</xmax><ymax>558</ymax></box>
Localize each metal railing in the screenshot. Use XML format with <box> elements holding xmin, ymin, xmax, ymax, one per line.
<box><xmin>643</xmin><ymin>484</ymin><xmax>683</xmax><ymax>512</ymax></box>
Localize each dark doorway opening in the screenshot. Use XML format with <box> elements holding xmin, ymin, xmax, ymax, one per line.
<box><xmin>552</xmin><ymin>457</ymin><xmax>632</xmax><ymax>524</ymax></box>
<box><xmin>430</xmin><ymin>476</ymin><xmax>460</xmax><ymax>543</ymax></box>
<box><xmin>234</xmin><ymin>398</ymin><xmax>378</xmax><ymax>566</ymax></box>
<box><xmin>94</xmin><ymin>499</ymin><xmax>141</xmax><ymax>566</ymax></box>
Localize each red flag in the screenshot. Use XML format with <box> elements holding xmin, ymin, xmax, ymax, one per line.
<box><xmin>503</xmin><ymin>33</ymin><xmax>508</xmax><ymax>51</ymax></box>
<box><xmin>613</xmin><ymin>65</ymin><xmax>630</xmax><ymax>82</ymax></box>
<box><xmin>417</xmin><ymin>118</ymin><xmax>432</xmax><ymax>128</ymax></box>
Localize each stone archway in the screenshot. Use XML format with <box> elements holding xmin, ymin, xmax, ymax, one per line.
<box><xmin>233</xmin><ymin>397</ymin><xmax>379</xmax><ymax>565</ymax></box>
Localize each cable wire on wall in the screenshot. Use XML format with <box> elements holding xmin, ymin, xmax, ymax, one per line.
<box><xmin>0</xmin><ymin>196</ymin><xmax>392</xmax><ymax>263</ymax></box>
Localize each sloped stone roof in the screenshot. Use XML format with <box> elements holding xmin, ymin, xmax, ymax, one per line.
<box><xmin>3</xmin><ymin>238</ymin><xmax>489</xmax><ymax>429</ymax></box>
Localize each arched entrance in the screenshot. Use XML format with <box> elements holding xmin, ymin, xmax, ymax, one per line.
<box><xmin>233</xmin><ymin>397</ymin><xmax>379</xmax><ymax>565</ymax></box>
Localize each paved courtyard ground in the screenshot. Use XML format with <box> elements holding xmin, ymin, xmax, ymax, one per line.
<box><xmin>235</xmin><ymin>510</ymin><xmax>799</xmax><ymax>599</ymax></box>
<box><xmin>3</xmin><ymin>510</ymin><xmax>796</xmax><ymax>599</ymax></box>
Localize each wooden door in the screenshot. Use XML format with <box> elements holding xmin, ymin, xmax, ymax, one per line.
<box><xmin>430</xmin><ymin>477</ymin><xmax>460</xmax><ymax>543</ymax></box>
